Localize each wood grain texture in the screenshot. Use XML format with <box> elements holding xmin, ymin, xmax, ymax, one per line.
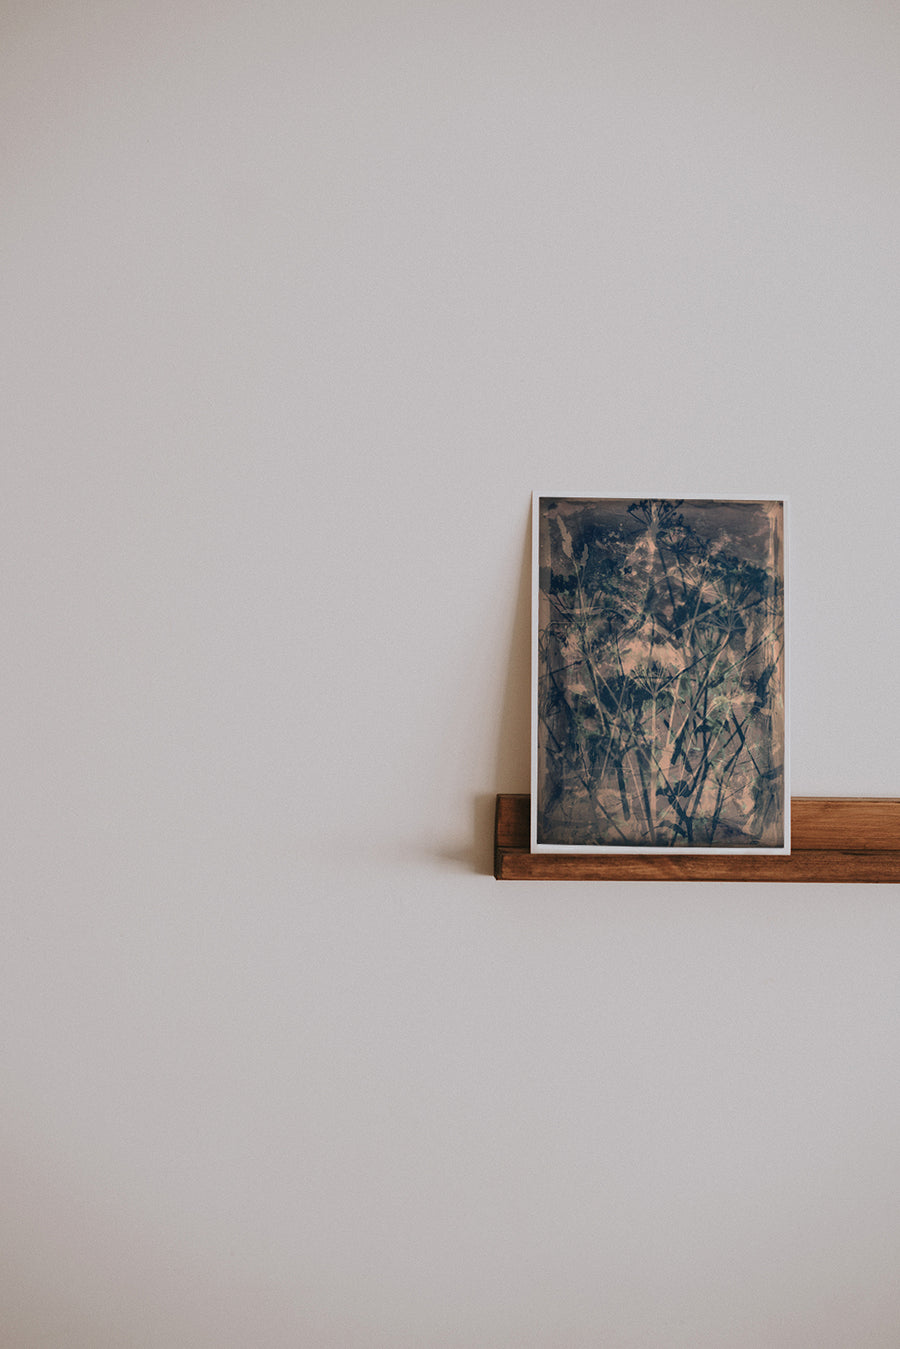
<box><xmin>494</xmin><ymin>794</ymin><xmax>900</xmax><ymax>882</ymax></box>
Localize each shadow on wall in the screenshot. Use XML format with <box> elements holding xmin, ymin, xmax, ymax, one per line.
<box><xmin>494</xmin><ymin>511</ymin><xmax>532</xmax><ymax>798</ymax></box>
<box><xmin>440</xmin><ymin>512</ymin><xmax>532</xmax><ymax>876</ymax></box>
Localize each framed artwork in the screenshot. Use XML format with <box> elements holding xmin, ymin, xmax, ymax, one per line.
<box><xmin>532</xmin><ymin>496</ymin><xmax>788</xmax><ymax>854</ymax></box>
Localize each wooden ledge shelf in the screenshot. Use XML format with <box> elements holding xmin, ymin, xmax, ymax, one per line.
<box><xmin>494</xmin><ymin>794</ymin><xmax>900</xmax><ymax>882</ymax></box>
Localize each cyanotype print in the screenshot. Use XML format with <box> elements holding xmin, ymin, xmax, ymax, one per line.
<box><xmin>533</xmin><ymin>498</ymin><xmax>787</xmax><ymax>852</ymax></box>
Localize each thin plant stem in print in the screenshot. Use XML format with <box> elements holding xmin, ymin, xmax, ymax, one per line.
<box><xmin>535</xmin><ymin>498</ymin><xmax>786</xmax><ymax>850</ymax></box>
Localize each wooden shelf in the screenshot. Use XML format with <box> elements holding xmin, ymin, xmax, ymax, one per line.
<box><xmin>494</xmin><ymin>794</ymin><xmax>900</xmax><ymax>882</ymax></box>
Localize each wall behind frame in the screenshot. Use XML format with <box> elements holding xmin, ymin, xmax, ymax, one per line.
<box><xmin>3</xmin><ymin>3</ymin><xmax>900</xmax><ymax>1346</ymax></box>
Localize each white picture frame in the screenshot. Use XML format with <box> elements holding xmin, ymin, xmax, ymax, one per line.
<box><xmin>531</xmin><ymin>494</ymin><xmax>790</xmax><ymax>855</ymax></box>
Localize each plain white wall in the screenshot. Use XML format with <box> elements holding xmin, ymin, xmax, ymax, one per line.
<box><xmin>4</xmin><ymin>2</ymin><xmax>900</xmax><ymax>1345</ymax></box>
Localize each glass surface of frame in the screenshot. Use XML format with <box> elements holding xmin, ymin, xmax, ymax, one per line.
<box><xmin>531</xmin><ymin>495</ymin><xmax>789</xmax><ymax>854</ymax></box>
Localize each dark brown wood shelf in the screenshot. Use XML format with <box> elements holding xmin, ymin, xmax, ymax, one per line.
<box><xmin>494</xmin><ymin>794</ymin><xmax>900</xmax><ymax>882</ymax></box>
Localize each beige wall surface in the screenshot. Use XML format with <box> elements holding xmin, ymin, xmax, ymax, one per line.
<box><xmin>3</xmin><ymin>3</ymin><xmax>900</xmax><ymax>1345</ymax></box>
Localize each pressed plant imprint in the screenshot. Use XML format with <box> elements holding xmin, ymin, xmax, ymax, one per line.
<box><xmin>533</xmin><ymin>497</ymin><xmax>787</xmax><ymax>852</ymax></box>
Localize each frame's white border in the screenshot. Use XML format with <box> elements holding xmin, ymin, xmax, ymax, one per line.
<box><xmin>530</xmin><ymin>492</ymin><xmax>790</xmax><ymax>856</ymax></box>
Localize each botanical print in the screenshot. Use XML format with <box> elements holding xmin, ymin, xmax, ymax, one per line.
<box><xmin>534</xmin><ymin>497</ymin><xmax>786</xmax><ymax>851</ymax></box>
